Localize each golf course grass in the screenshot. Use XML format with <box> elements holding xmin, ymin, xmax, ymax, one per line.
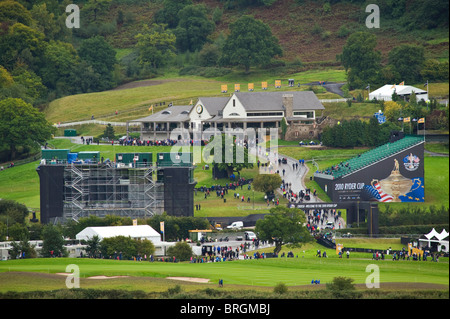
<box><xmin>0</xmin><ymin>248</ymin><xmax>448</xmax><ymax>294</ymax></box>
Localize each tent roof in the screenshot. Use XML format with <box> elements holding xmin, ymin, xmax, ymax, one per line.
<box><xmin>369</xmin><ymin>84</ymin><xmax>426</xmax><ymax>97</ymax></box>
<box><xmin>76</xmin><ymin>225</ymin><xmax>161</xmax><ymax>241</ymax></box>
<box><xmin>421</xmin><ymin>228</ymin><xmax>449</xmax><ymax>241</ymax></box>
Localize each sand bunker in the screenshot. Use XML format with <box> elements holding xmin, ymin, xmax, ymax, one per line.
<box><xmin>55</xmin><ymin>273</ymin><xmax>129</xmax><ymax>279</ymax></box>
<box><xmin>87</xmin><ymin>276</ymin><xmax>129</xmax><ymax>280</ymax></box>
<box><xmin>166</xmin><ymin>277</ymin><xmax>210</xmax><ymax>283</ymax></box>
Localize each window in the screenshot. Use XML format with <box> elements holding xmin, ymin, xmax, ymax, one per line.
<box><xmin>293</xmin><ymin>111</ymin><xmax>314</xmax><ymax>118</ymax></box>
<box><xmin>247</xmin><ymin>112</ymin><xmax>283</xmax><ymax>117</ymax></box>
<box><xmin>233</xmin><ymin>99</ymin><xmax>235</xmax><ymax>107</ymax></box>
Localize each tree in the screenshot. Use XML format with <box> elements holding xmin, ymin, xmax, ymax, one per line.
<box><xmin>135</xmin><ymin>24</ymin><xmax>176</xmax><ymax>69</ymax></box>
<box><xmin>167</xmin><ymin>241</ymin><xmax>193</xmax><ymax>261</ymax></box>
<box><xmin>38</xmin><ymin>40</ymin><xmax>79</xmax><ymax>93</ymax></box>
<box><xmin>339</xmin><ymin>32</ymin><xmax>382</xmax><ymax>89</ymax></box>
<box><xmin>0</xmin><ymin>22</ymin><xmax>45</xmax><ymax>70</ymax></box>
<box><xmin>100</xmin><ymin>236</ymin><xmax>137</xmax><ymax>260</ymax></box>
<box><xmin>174</xmin><ymin>4</ymin><xmax>215</xmax><ymax>52</ymax></box>
<box><xmin>78</xmin><ymin>36</ymin><xmax>117</xmax><ymax>90</ymax></box>
<box><xmin>83</xmin><ymin>0</ymin><xmax>112</xmax><ymax>22</ymax></box>
<box><xmin>220</xmin><ymin>15</ymin><xmax>282</xmax><ymax>74</ymax></box>
<box><xmin>153</xmin><ymin>0</ymin><xmax>193</xmax><ymax>29</ymax></box>
<box><xmin>383</xmin><ymin>100</ymin><xmax>403</xmax><ymax>122</ymax></box>
<box><xmin>207</xmin><ymin>134</ymin><xmax>253</xmax><ymax>177</ymax></box>
<box><xmin>0</xmin><ymin>0</ymin><xmax>33</xmax><ymax>26</ymax></box>
<box><xmin>41</xmin><ymin>224</ymin><xmax>67</xmax><ymax>257</ymax></box>
<box><xmin>30</xmin><ymin>2</ymin><xmax>61</xmax><ymax>41</ymax></box>
<box><xmin>387</xmin><ymin>44</ymin><xmax>425</xmax><ymax>84</ymax></box>
<box><xmin>0</xmin><ymin>98</ymin><xmax>55</xmax><ymax>160</ymax></box>
<box><xmin>252</xmin><ymin>174</ymin><xmax>282</xmax><ymax>198</ymax></box>
<box><xmin>10</xmin><ymin>237</ymin><xmax>37</xmax><ymax>259</ymax></box>
<box><xmin>136</xmin><ymin>238</ymin><xmax>155</xmax><ymax>258</ymax></box>
<box><xmin>255</xmin><ymin>206</ymin><xmax>313</xmax><ymax>253</ymax></box>
<box><xmin>85</xmin><ymin>235</ymin><xmax>101</xmax><ymax>258</ymax></box>
<box><xmin>420</xmin><ymin>59</ymin><xmax>449</xmax><ymax>82</ymax></box>
<box><xmin>102</xmin><ymin>123</ymin><xmax>115</xmax><ymax>140</ymax></box>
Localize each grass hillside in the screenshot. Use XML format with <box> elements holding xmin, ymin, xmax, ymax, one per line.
<box><xmin>102</xmin><ymin>0</ymin><xmax>448</xmax><ymax>64</ymax></box>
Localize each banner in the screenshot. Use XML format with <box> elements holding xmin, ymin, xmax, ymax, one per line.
<box><xmin>234</xmin><ymin>84</ymin><xmax>240</xmax><ymax>92</ymax></box>
<box><xmin>248</xmin><ymin>83</ymin><xmax>254</xmax><ymax>91</ymax></box>
<box><xmin>336</xmin><ymin>244</ymin><xmax>344</xmax><ymax>255</ymax></box>
<box><xmin>221</xmin><ymin>85</ymin><xmax>227</xmax><ymax>93</ymax></box>
<box><xmin>261</xmin><ymin>82</ymin><xmax>267</xmax><ymax>90</ymax></box>
<box><xmin>275</xmin><ymin>80</ymin><xmax>281</xmax><ymax>88</ymax></box>
<box><xmin>160</xmin><ymin>221</ymin><xmax>164</xmax><ymax>233</ymax></box>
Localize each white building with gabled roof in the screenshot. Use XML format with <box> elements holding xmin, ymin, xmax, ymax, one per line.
<box><xmin>130</xmin><ymin>90</ymin><xmax>325</xmax><ymax>141</ymax></box>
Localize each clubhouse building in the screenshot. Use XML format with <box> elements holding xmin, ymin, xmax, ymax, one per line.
<box><xmin>128</xmin><ymin>91</ymin><xmax>326</xmax><ymax>141</ymax></box>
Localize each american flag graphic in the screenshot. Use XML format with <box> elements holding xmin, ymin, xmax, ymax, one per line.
<box><xmin>363</xmin><ymin>182</ymin><xmax>393</xmax><ymax>202</ymax></box>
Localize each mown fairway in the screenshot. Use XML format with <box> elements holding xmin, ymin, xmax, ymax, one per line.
<box><xmin>0</xmin><ymin>255</ymin><xmax>448</xmax><ymax>293</ymax></box>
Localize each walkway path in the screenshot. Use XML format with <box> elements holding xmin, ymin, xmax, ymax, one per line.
<box><xmin>258</xmin><ymin>145</ymin><xmax>346</xmax><ymax>230</ymax></box>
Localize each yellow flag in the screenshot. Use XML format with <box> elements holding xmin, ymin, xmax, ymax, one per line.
<box><xmin>418</xmin><ymin>118</ymin><xmax>425</xmax><ymax>123</ymax></box>
<box><xmin>221</xmin><ymin>85</ymin><xmax>228</xmax><ymax>93</ymax></box>
<box><xmin>261</xmin><ymin>82</ymin><xmax>268</xmax><ymax>90</ymax></box>
<box><xmin>399</xmin><ymin>81</ymin><xmax>405</xmax><ymax>85</ymax></box>
<box><xmin>403</xmin><ymin>117</ymin><xmax>410</xmax><ymax>123</ymax></box>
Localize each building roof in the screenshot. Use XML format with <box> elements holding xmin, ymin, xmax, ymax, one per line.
<box><xmin>235</xmin><ymin>91</ymin><xmax>325</xmax><ymax>111</ymax></box>
<box><xmin>76</xmin><ymin>225</ymin><xmax>161</xmax><ymax>242</ymax></box>
<box><xmin>198</xmin><ymin>97</ymin><xmax>229</xmax><ymax>116</ymax></box>
<box><xmin>131</xmin><ymin>105</ymin><xmax>192</xmax><ymax>123</ymax></box>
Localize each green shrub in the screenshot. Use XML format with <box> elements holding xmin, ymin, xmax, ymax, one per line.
<box><xmin>273</xmin><ymin>282</ymin><xmax>288</xmax><ymax>294</ymax></box>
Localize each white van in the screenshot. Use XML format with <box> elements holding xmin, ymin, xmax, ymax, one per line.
<box><xmin>245</xmin><ymin>231</ymin><xmax>257</xmax><ymax>240</ymax></box>
<box><xmin>325</xmin><ymin>221</ymin><xmax>334</xmax><ymax>229</ymax></box>
<box><xmin>227</xmin><ymin>221</ymin><xmax>243</xmax><ymax>230</ymax></box>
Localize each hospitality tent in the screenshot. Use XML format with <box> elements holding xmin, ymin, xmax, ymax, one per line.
<box><xmin>76</xmin><ymin>225</ymin><xmax>161</xmax><ymax>243</ymax></box>
<box><xmin>418</xmin><ymin>228</ymin><xmax>449</xmax><ymax>253</ymax></box>
<box><xmin>369</xmin><ymin>84</ymin><xmax>428</xmax><ymax>102</ymax></box>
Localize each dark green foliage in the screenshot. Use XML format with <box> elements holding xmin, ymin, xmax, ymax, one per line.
<box><xmin>387</xmin><ymin>44</ymin><xmax>425</xmax><ymax>84</ymax></box>
<box><xmin>78</xmin><ymin>36</ymin><xmax>117</xmax><ymax>91</ymax></box>
<box><xmin>173</xmin><ymin>4</ymin><xmax>215</xmax><ymax>52</ymax></box>
<box><xmin>255</xmin><ymin>206</ymin><xmax>314</xmax><ymax>252</ymax></box>
<box><xmin>41</xmin><ymin>224</ymin><xmax>67</xmax><ymax>257</ymax></box>
<box><xmin>166</xmin><ymin>242</ymin><xmax>193</xmax><ymax>261</ymax></box>
<box><xmin>339</xmin><ymin>32</ymin><xmax>382</xmax><ymax>89</ymax></box>
<box><xmin>0</xmin><ymin>98</ymin><xmax>56</xmax><ymax>160</ymax></box>
<box><xmin>220</xmin><ymin>15</ymin><xmax>282</xmax><ymax>73</ymax></box>
<box><xmin>321</xmin><ymin>118</ymin><xmax>399</xmax><ymax>148</ymax></box>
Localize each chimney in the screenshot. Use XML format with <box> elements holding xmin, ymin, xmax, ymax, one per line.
<box><xmin>283</xmin><ymin>94</ymin><xmax>293</xmax><ymax>118</ymax></box>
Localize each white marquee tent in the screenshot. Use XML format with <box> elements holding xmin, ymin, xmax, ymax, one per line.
<box><xmin>76</xmin><ymin>225</ymin><xmax>161</xmax><ymax>244</ymax></box>
<box><xmin>418</xmin><ymin>228</ymin><xmax>449</xmax><ymax>252</ymax></box>
<box><xmin>369</xmin><ymin>84</ymin><xmax>428</xmax><ymax>102</ymax></box>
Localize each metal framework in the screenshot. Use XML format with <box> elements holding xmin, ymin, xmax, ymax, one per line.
<box><xmin>63</xmin><ymin>162</ymin><xmax>163</xmax><ymax>222</ymax></box>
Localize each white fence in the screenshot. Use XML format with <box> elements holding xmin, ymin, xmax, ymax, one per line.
<box><xmin>54</xmin><ymin>120</ymin><xmax>140</xmax><ymax>127</ymax></box>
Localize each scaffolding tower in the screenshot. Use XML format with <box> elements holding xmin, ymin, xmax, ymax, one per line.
<box><xmin>63</xmin><ymin>162</ymin><xmax>163</xmax><ymax>222</ymax></box>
